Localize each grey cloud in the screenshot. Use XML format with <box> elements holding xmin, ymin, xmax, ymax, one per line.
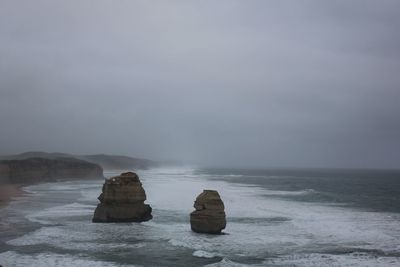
<box><xmin>0</xmin><ymin>0</ymin><xmax>399</xmax><ymax>168</ymax></box>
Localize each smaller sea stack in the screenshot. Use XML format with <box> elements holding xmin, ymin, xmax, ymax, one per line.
<box><xmin>190</xmin><ymin>190</ymin><xmax>226</xmax><ymax>234</ymax></box>
<box><xmin>92</xmin><ymin>172</ymin><xmax>152</xmax><ymax>223</ymax></box>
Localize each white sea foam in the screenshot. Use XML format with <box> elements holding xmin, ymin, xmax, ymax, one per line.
<box><xmin>78</xmin><ymin>186</ymin><xmax>103</xmax><ymax>202</ymax></box>
<box><xmin>3</xmin><ymin>166</ymin><xmax>400</xmax><ymax>266</ymax></box>
<box><xmin>7</xmin><ymin>225</ymin><xmax>97</xmax><ymax>247</ymax></box>
<box><xmin>7</xmin><ymin>222</ymin><xmax>148</xmax><ymax>253</ymax></box>
<box><xmin>0</xmin><ymin>251</ymin><xmax>138</xmax><ymax>267</ymax></box>
<box><xmin>266</xmin><ymin>252</ymin><xmax>400</xmax><ymax>267</ymax></box>
<box><xmin>25</xmin><ymin>202</ymin><xmax>95</xmax><ymax>224</ymax></box>
<box><xmin>204</xmin><ymin>258</ymin><xmax>253</xmax><ymax>266</ymax></box>
<box><xmin>262</xmin><ymin>188</ymin><xmax>317</xmax><ymax>196</ymax></box>
<box><xmin>139</xmin><ymin>167</ymin><xmax>400</xmax><ymax>260</ymax></box>
<box><xmin>192</xmin><ymin>250</ymin><xmax>219</xmax><ymax>258</ymax></box>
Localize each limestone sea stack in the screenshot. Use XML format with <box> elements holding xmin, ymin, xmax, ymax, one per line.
<box><xmin>190</xmin><ymin>190</ymin><xmax>226</xmax><ymax>234</ymax></box>
<box><xmin>92</xmin><ymin>172</ymin><xmax>152</xmax><ymax>223</ymax></box>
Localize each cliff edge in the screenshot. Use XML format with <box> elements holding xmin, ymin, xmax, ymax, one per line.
<box><xmin>0</xmin><ymin>157</ymin><xmax>104</xmax><ymax>184</ymax></box>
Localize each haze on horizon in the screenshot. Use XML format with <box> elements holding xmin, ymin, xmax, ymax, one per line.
<box><xmin>1</xmin><ymin>0</ymin><xmax>399</xmax><ymax>169</ymax></box>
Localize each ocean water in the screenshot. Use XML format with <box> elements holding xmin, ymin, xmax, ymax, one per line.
<box><xmin>1</xmin><ymin>167</ymin><xmax>400</xmax><ymax>266</ymax></box>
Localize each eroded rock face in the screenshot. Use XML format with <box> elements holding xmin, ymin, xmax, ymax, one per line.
<box><xmin>190</xmin><ymin>190</ymin><xmax>226</xmax><ymax>234</ymax></box>
<box><xmin>92</xmin><ymin>172</ymin><xmax>152</xmax><ymax>222</ymax></box>
<box><xmin>0</xmin><ymin>157</ymin><xmax>103</xmax><ymax>184</ymax></box>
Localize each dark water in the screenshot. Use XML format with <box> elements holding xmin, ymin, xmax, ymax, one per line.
<box><xmin>1</xmin><ymin>167</ymin><xmax>400</xmax><ymax>266</ymax></box>
<box><xmin>196</xmin><ymin>168</ymin><xmax>400</xmax><ymax>213</ymax></box>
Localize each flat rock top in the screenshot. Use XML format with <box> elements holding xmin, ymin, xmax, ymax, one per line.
<box><xmin>106</xmin><ymin>172</ymin><xmax>140</xmax><ymax>185</ymax></box>
<box><xmin>120</xmin><ymin>171</ymin><xmax>137</xmax><ymax>177</ymax></box>
<box><xmin>100</xmin><ymin>172</ymin><xmax>146</xmax><ymax>204</ymax></box>
<box><xmin>196</xmin><ymin>190</ymin><xmax>222</xmax><ymax>201</ymax></box>
<box><xmin>194</xmin><ymin>190</ymin><xmax>225</xmax><ymax>211</ymax></box>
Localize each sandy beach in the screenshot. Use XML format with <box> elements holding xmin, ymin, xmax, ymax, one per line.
<box><xmin>0</xmin><ymin>184</ymin><xmax>25</xmax><ymax>207</ymax></box>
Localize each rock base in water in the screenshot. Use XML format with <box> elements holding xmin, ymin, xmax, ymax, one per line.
<box><xmin>190</xmin><ymin>190</ymin><xmax>226</xmax><ymax>234</ymax></box>
<box><xmin>92</xmin><ymin>172</ymin><xmax>152</xmax><ymax>223</ymax></box>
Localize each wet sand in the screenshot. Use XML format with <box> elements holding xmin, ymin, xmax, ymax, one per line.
<box><xmin>0</xmin><ymin>184</ymin><xmax>25</xmax><ymax>207</ymax></box>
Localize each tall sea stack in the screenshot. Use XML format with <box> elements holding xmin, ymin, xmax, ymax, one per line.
<box><xmin>190</xmin><ymin>190</ymin><xmax>226</xmax><ymax>234</ymax></box>
<box><xmin>92</xmin><ymin>172</ymin><xmax>152</xmax><ymax>223</ymax></box>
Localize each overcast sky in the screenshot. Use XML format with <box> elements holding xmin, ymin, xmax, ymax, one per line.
<box><xmin>0</xmin><ymin>0</ymin><xmax>399</xmax><ymax>168</ymax></box>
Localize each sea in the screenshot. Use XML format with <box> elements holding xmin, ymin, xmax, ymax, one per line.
<box><xmin>1</xmin><ymin>167</ymin><xmax>400</xmax><ymax>266</ymax></box>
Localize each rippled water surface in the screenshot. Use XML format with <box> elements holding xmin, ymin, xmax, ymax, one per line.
<box><xmin>1</xmin><ymin>167</ymin><xmax>400</xmax><ymax>266</ymax></box>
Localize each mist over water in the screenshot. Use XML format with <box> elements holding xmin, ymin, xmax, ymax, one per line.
<box><xmin>1</xmin><ymin>167</ymin><xmax>400</xmax><ymax>266</ymax></box>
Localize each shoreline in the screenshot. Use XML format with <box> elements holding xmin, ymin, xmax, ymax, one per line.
<box><xmin>0</xmin><ymin>184</ymin><xmax>27</xmax><ymax>207</ymax></box>
<box><xmin>0</xmin><ymin>174</ymin><xmax>107</xmax><ymax>208</ymax></box>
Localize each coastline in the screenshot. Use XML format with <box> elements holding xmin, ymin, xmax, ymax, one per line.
<box><xmin>0</xmin><ymin>184</ymin><xmax>26</xmax><ymax>207</ymax></box>
<box><xmin>1</xmin><ymin>168</ymin><xmax>400</xmax><ymax>266</ymax></box>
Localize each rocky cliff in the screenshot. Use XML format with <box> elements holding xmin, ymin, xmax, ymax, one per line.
<box><xmin>1</xmin><ymin>152</ymin><xmax>157</xmax><ymax>170</ymax></box>
<box><xmin>0</xmin><ymin>157</ymin><xmax>104</xmax><ymax>184</ymax></box>
<box><xmin>92</xmin><ymin>172</ymin><xmax>152</xmax><ymax>222</ymax></box>
<box><xmin>190</xmin><ymin>190</ymin><xmax>226</xmax><ymax>234</ymax></box>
